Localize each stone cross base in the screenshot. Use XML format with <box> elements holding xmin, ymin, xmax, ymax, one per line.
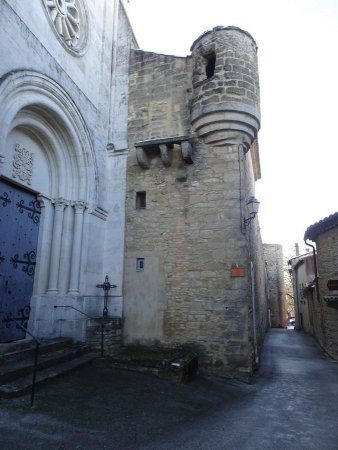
<box><xmin>86</xmin><ymin>317</ymin><xmax>122</xmax><ymax>354</ymax></box>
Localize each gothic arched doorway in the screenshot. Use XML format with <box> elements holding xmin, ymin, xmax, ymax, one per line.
<box><xmin>0</xmin><ymin>71</ymin><xmax>98</xmax><ymax>341</ymax></box>
<box><xmin>0</xmin><ymin>179</ymin><xmax>41</xmax><ymax>341</ymax></box>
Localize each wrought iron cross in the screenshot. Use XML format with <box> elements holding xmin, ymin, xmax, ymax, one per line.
<box><xmin>96</xmin><ymin>275</ymin><xmax>117</xmax><ymax>317</ymax></box>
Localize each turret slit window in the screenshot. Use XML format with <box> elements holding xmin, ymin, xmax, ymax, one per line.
<box><xmin>136</xmin><ymin>191</ymin><xmax>146</xmax><ymax>209</ymax></box>
<box><xmin>205</xmin><ymin>52</ymin><xmax>216</xmax><ymax>79</ymax></box>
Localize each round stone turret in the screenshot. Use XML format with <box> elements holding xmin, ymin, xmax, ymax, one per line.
<box><xmin>190</xmin><ymin>26</ymin><xmax>260</xmax><ymax>150</ymax></box>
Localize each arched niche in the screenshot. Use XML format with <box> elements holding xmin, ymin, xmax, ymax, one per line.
<box><xmin>0</xmin><ymin>70</ymin><xmax>98</xmax><ymax>204</ymax></box>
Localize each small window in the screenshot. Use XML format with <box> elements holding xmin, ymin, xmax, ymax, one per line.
<box><xmin>205</xmin><ymin>52</ymin><xmax>216</xmax><ymax>79</ymax></box>
<box><xmin>136</xmin><ymin>258</ymin><xmax>145</xmax><ymax>271</ymax></box>
<box><xmin>136</xmin><ymin>191</ymin><xmax>146</xmax><ymax>209</ymax></box>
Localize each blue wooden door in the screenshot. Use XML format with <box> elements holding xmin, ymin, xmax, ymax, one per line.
<box><xmin>0</xmin><ymin>179</ymin><xmax>41</xmax><ymax>342</ymax></box>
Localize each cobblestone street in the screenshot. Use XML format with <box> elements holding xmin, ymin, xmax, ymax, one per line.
<box><xmin>0</xmin><ymin>329</ymin><xmax>337</xmax><ymax>450</ymax></box>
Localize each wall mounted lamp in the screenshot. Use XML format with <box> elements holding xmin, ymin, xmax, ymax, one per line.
<box><xmin>244</xmin><ymin>196</ymin><xmax>260</xmax><ymax>228</ymax></box>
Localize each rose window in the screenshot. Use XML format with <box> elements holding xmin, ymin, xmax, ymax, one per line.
<box><xmin>44</xmin><ymin>0</ymin><xmax>88</xmax><ymax>54</ymax></box>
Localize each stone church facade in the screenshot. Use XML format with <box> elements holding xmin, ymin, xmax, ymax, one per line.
<box><xmin>0</xmin><ymin>1</ymin><xmax>269</xmax><ymax>380</ymax></box>
<box><xmin>0</xmin><ymin>0</ymin><xmax>136</xmax><ymax>341</ymax></box>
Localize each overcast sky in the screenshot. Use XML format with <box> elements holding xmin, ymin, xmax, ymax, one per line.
<box><xmin>124</xmin><ymin>0</ymin><xmax>338</xmax><ymax>256</ymax></box>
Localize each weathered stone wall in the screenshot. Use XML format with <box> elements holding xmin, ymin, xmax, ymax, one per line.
<box><xmin>191</xmin><ymin>27</ymin><xmax>260</xmax><ymax>104</ymax></box>
<box><xmin>305</xmin><ymin>285</ymin><xmax>324</xmax><ymax>348</ymax></box>
<box><xmin>86</xmin><ymin>318</ymin><xmax>122</xmax><ymax>354</ymax></box>
<box><xmin>315</xmin><ymin>229</ymin><xmax>338</xmax><ymax>359</ymax></box>
<box><xmin>190</xmin><ymin>26</ymin><xmax>260</xmax><ymax>150</ymax></box>
<box><xmin>128</xmin><ymin>50</ymin><xmax>192</xmax><ymax>142</ymax></box>
<box><xmin>124</xmin><ymin>139</ymin><xmax>255</xmax><ymax>379</ymax></box>
<box><xmin>124</xmin><ymin>27</ymin><xmax>267</xmax><ymax>380</ymax></box>
<box><xmin>264</xmin><ymin>244</ymin><xmax>286</xmax><ymax>327</ymax></box>
<box><xmin>297</xmin><ymin>256</ymin><xmax>317</xmax><ymax>334</ymax></box>
<box><xmin>290</xmin><ymin>252</ymin><xmax>328</xmax><ymax>352</ymax></box>
<box><xmin>251</xmin><ymin>229</ymin><xmax>269</xmax><ymax>360</ymax></box>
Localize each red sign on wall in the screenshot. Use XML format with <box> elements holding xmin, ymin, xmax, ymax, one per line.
<box><xmin>230</xmin><ymin>267</ymin><xmax>246</xmax><ymax>277</ymax></box>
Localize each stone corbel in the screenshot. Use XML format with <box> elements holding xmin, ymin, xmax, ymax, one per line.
<box><xmin>135</xmin><ymin>135</ymin><xmax>194</xmax><ymax>169</ymax></box>
<box><xmin>36</xmin><ymin>194</ymin><xmax>48</xmax><ymax>209</ymax></box>
<box><xmin>159</xmin><ymin>144</ymin><xmax>173</xmax><ymax>167</ymax></box>
<box><xmin>136</xmin><ymin>147</ymin><xmax>150</xmax><ymax>169</ymax></box>
<box><xmin>181</xmin><ymin>141</ymin><xmax>194</xmax><ymax>164</ymax></box>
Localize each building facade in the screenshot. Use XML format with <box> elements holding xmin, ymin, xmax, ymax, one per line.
<box><xmin>0</xmin><ymin>2</ymin><xmax>269</xmax><ymax>380</ymax></box>
<box><xmin>288</xmin><ymin>252</ymin><xmax>317</xmax><ymax>334</ymax></box>
<box><xmin>0</xmin><ymin>0</ymin><xmax>136</xmax><ymax>341</ymax></box>
<box><xmin>123</xmin><ymin>27</ymin><xmax>268</xmax><ymax>380</ymax></box>
<box><xmin>304</xmin><ymin>214</ymin><xmax>338</xmax><ymax>359</ymax></box>
<box><xmin>263</xmin><ymin>244</ymin><xmax>286</xmax><ymax>328</ymax></box>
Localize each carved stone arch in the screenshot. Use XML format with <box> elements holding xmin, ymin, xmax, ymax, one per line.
<box><xmin>0</xmin><ymin>70</ymin><xmax>101</xmax><ymax>315</ymax></box>
<box><xmin>11</xmin><ymin>109</ymin><xmax>65</xmax><ymax>198</ymax></box>
<box><xmin>0</xmin><ymin>70</ymin><xmax>98</xmax><ymax>204</ymax></box>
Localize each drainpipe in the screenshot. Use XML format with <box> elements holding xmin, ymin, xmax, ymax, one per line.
<box><xmin>304</xmin><ymin>240</ymin><xmax>320</xmax><ymax>302</ymax></box>
<box><xmin>250</xmin><ymin>261</ymin><xmax>259</xmax><ymax>365</ymax></box>
<box><xmin>293</xmin><ymin>263</ymin><xmax>301</xmax><ymax>330</ymax></box>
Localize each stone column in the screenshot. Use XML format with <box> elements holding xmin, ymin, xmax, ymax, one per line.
<box><xmin>68</xmin><ymin>201</ymin><xmax>87</xmax><ymax>294</ymax></box>
<box><xmin>47</xmin><ymin>198</ymin><xmax>68</xmax><ymax>294</ymax></box>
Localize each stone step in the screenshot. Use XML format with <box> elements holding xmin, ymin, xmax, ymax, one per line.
<box><xmin>0</xmin><ymin>353</ymin><xmax>94</xmax><ymax>398</ymax></box>
<box><xmin>0</xmin><ymin>344</ymin><xmax>91</xmax><ymax>384</ymax></box>
<box><xmin>93</xmin><ymin>347</ymin><xmax>198</xmax><ymax>383</ymax></box>
<box><xmin>0</xmin><ymin>337</ymin><xmax>95</xmax><ymax>398</ymax></box>
<box><xmin>0</xmin><ymin>337</ymin><xmax>74</xmax><ymax>364</ymax></box>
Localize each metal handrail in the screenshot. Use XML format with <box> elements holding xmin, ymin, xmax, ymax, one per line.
<box><xmin>53</xmin><ymin>305</ymin><xmax>94</xmax><ymax>320</ymax></box>
<box><xmin>54</xmin><ymin>306</ymin><xmax>106</xmax><ymax>357</ymax></box>
<box><xmin>0</xmin><ymin>311</ymin><xmax>40</xmax><ymax>407</ymax></box>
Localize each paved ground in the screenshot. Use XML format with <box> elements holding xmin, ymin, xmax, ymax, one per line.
<box><xmin>0</xmin><ymin>329</ymin><xmax>337</xmax><ymax>449</ymax></box>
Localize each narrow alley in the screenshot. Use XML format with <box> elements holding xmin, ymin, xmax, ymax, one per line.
<box><xmin>145</xmin><ymin>329</ymin><xmax>338</xmax><ymax>450</ymax></box>
<box><xmin>0</xmin><ymin>329</ymin><xmax>337</xmax><ymax>450</ymax></box>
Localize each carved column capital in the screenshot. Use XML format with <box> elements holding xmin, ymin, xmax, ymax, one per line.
<box><xmin>72</xmin><ymin>200</ymin><xmax>88</xmax><ymax>213</ymax></box>
<box><xmin>52</xmin><ymin>197</ymin><xmax>70</xmax><ymax>210</ymax></box>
